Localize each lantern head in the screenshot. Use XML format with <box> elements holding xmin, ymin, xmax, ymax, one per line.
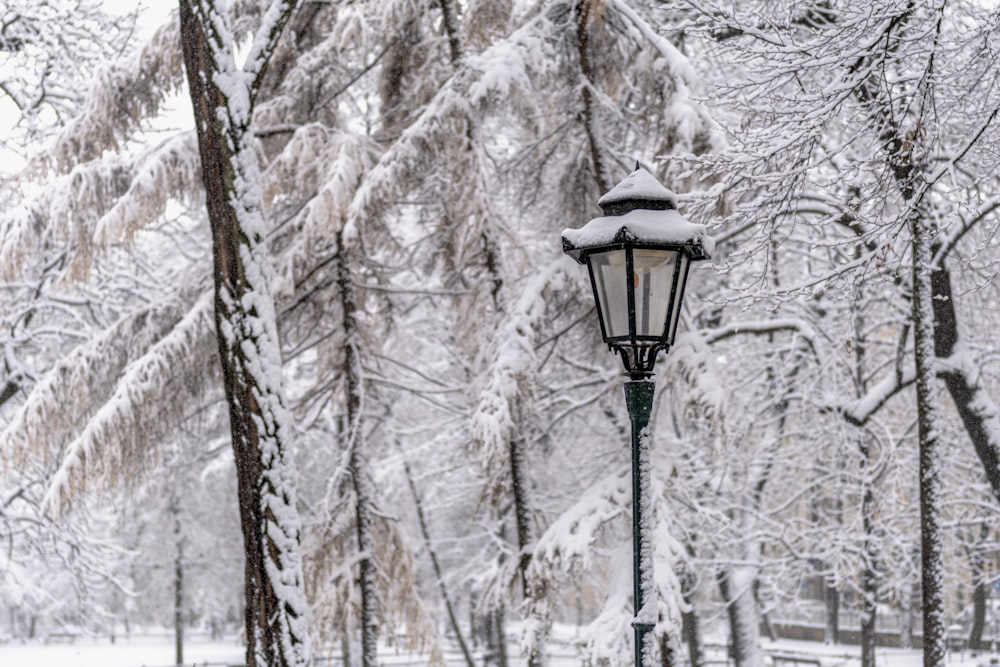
<box><xmin>562</xmin><ymin>167</ymin><xmax>714</xmax><ymax>378</ymax></box>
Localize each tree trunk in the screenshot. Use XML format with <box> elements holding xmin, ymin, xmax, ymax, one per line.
<box><xmin>575</xmin><ymin>0</ymin><xmax>610</xmax><ymax>192</ymax></box>
<box><xmin>681</xmin><ymin>570</ymin><xmax>703</xmax><ymax>667</ymax></box>
<box><xmin>399</xmin><ymin>445</ymin><xmax>476</xmax><ymax>667</ymax></box>
<box><xmin>178</xmin><ymin>2</ymin><xmax>310</xmax><ymax>666</ymax></box>
<box><xmin>911</xmin><ymin>209</ymin><xmax>946</xmax><ymax>667</ymax></box>
<box><xmin>969</xmin><ymin>523</ymin><xmax>990</xmax><ymax>648</ymax></box>
<box><xmin>335</xmin><ymin>231</ymin><xmax>379</xmax><ymax>667</ymax></box>
<box><xmin>485</xmin><ymin>605</ymin><xmax>509</xmax><ymax>667</ymax></box>
<box><xmin>660</xmin><ymin>632</ymin><xmax>679</xmax><ymax>667</ymax></box>
<box><xmin>824</xmin><ymin>579</ymin><xmax>840</xmax><ymax>645</ymax></box>
<box><xmin>860</xmin><ymin>438</ymin><xmax>879</xmax><ymax>667</ymax></box>
<box><xmin>174</xmin><ymin>500</ymin><xmax>185</xmax><ymax>667</ymax></box>
<box><xmin>853</xmin><ymin>290</ymin><xmax>878</xmax><ymax>667</ymax></box>
<box><xmin>718</xmin><ymin>567</ymin><xmax>764</xmax><ymax>667</ymax></box>
<box><xmin>899</xmin><ymin>586</ymin><xmax>915</xmax><ymax>650</ymax></box>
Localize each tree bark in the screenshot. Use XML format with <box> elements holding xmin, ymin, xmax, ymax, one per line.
<box><xmin>575</xmin><ymin>0</ymin><xmax>610</xmax><ymax>193</ymax></box>
<box><xmin>930</xmin><ymin>251</ymin><xmax>1000</xmax><ymax>506</ymax></box>
<box><xmin>968</xmin><ymin>523</ymin><xmax>990</xmax><ymax>648</ymax></box>
<box><xmin>718</xmin><ymin>567</ymin><xmax>763</xmax><ymax>667</ymax></box>
<box><xmin>174</xmin><ymin>502</ymin><xmax>185</xmax><ymax>667</ymax></box>
<box><xmin>178</xmin><ymin>2</ymin><xmax>310</xmax><ymax>665</ymax></box>
<box><xmin>678</xmin><ymin>567</ymin><xmax>703</xmax><ymax>667</ymax></box>
<box><xmin>859</xmin><ymin>436</ymin><xmax>879</xmax><ymax>667</ymax></box>
<box><xmin>334</xmin><ymin>230</ymin><xmax>379</xmax><ymax>667</ymax></box>
<box><xmin>911</xmin><ymin>208</ymin><xmax>946</xmax><ymax>667</ymax></box>
<box><xmin>682</xmin><ymin>607</ymin><xmax>703</xmax><ymax>667</ymax></box>
<box><xmin>823</xmin><ymin>580</ymin><xmax>840</xmax><ymax>645</ymax></box>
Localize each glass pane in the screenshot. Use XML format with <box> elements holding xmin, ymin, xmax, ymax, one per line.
<box><xmin>667</xmin><ymin>254</ymin><xmax>691</xmax><ymax>344</ymax></box>
<box><xmin>589</xmin><ymin>250</ymin><xmax>629</xmax><ymax>339</ymax></box>
<box><xmin>633</xmin><ymin>249</ymin><xmax>679</xmax><ymax>338</ymax></box>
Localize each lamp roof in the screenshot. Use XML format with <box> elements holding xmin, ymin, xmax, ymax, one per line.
<box><xmin>562</xmin><ymin>168</ymin><xmax>714</xmax><ymax>263</ymax></box>
<box><xmin>597</xmin><ymin>167</ymin><xmax>678</xmax><ymax>211</ymax></box>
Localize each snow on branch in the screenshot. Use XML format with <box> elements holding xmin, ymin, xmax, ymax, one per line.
<box><xmin>937</xmin><ymin>346</ymin><xmax>1000</xmax><ymax>461</ymax></box>
<box><xmin>661</xmin><ymin>330</ymin><xmax>727</xmax><ymax>422</ymax></box>
<box><xmin>40</xmin><ymin>17</ymin><xmax>185</xmax><ymax>173</ymax></box>
<box><xmin>244</xmin><ymin>0</ymin><xmax>302</xmax><ymax>100</ymax></box>
<box><xmin>841</xmin><ymin>362</ymin><xmax>915</xmax><ymax>426</ymax></box>
<box><xmin>470</xmin><ymin>265</ymin><xmax>568</xmax><ymax>478</ymax></box>
<box><xmin>347</xmin><ymin>85</ymin><xmax>471</xmax><ymax>234</ymax></box>
<box><xmin>465</xmin><ymin>12</ymin><xmax>553</xmax><ymax>106</ymax></box>
<box><xmin>43</xmin><ymin>292</ymin><xmax>216</xmax><ymax>513</ymax></box>
<box><xmin>1</xmin><ymin>297</ymin><xmax>197</xmax><ymax>468</ymax></box>
<box><xmin>565</xmin><ymin>476</ymin><xmax>689</xmax><ymax>667</ymax></box>
<box><xmin>1</xmin><ymin>156</ymin><xmax>130</xmax><ymax>280</ymax></box>
<box><xmin>532</xmin><ymin>469</ymin><xmax>631</xmax><ymax>574</ymax></box>
<box><xmin>93</xmin><ymin>132</ymin><xmax>203</xmax><ymax>246</ymax></box>
<box><xmin>347</xmin><ymin>14</ymin><xmax>554</xmax><ymax>234</ymax></box>
<box><xmin>267</xmin><ymin>125</ymin><xmax>380</xmax><ymax>252</ymax></box>
<box><xmin>607</xmin><ymin>0</ymin><xmax>716</xmax><ymax>152</ymax></box>
<box><xmin>703</xmin><ymin>318</ymin><xmax>822</xmax><ymax>364</ymax></box>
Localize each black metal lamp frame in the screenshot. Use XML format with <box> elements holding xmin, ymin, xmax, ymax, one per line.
<box><xmin>581</xmin><ymin>243</ymin><xmax>693</xmax><ymax>380</ymax></box>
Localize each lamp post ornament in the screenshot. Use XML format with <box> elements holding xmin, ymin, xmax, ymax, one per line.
<box><xmin>562</xmin><ymin>166</ymin><xmax>714</xmax><ymax>667</ymax></box>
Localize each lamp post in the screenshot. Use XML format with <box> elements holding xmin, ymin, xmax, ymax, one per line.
<box><xmin>562</xmin><ymin>167</ymin><xmax>714</xmax><ymax>667</ymax></box>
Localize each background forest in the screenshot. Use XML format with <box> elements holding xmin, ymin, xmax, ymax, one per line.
<box><xmin>2</xmin><ymin>1</ymin><xmax>1000</xmax><ymax>667</ymax></box>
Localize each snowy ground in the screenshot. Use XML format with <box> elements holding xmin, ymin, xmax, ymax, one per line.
<box><xmin>0</xmin><ymin>632</ymin><xmax>996</xmax><ymax>667</ymax></box>
<box><xmin>0</xmin><ymin>633</ymin><xmax>244</xmax><ymax>667</ymax></box>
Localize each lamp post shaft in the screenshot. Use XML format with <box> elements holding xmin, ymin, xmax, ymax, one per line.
<box><xmin>625</xmin><ymin>379</ymin><xmax>657</xmax><ymax>667</ymax></box>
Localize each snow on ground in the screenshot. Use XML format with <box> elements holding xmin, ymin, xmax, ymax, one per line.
<box><xmin>0</xmin><ymin>633</ymin><xmax>244</xmax><ymax>667</ymax></box>
<box><xmin>1</xmin><ymin>631</ymin><xmax>998</xmax><ymax>667</ymax></box>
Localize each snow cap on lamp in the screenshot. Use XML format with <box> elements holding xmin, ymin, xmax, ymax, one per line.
<box><xmin>562</xmin><ymin>167</ymin><xmax>714</xmax><ymax>261</ymax></box>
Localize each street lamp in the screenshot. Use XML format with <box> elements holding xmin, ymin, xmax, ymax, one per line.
<box><xmin>562</xmin><ymin>167</ymin><xmax>714</xmax><ymax>667</ymax></box>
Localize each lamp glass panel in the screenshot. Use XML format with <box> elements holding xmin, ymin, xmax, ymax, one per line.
<box><xmin>589</xmin><ymin>249</ymin><xmax>629</xmax><ymax>339</ymax></box>
<box><xmin>667</xmin><ymin>254</ymin><xmax>691</xmax><ymax>343</ymax></box>
<box><xmin>633</xmin><ymin>248</ymin><xmax>680</xmax><ymax>338</ymax></box>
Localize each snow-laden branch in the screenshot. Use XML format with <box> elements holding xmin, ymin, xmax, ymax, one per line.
<box><xmin>346</xmin><ymin>13</ymin><xmax>550</xmax><ymax>233</ymax></box>
<box><xmin>0</xmin><ymin>296</ymin><xmax>198</xmax><ymax>468</ymax></box>
<box><xmin>267</xmin><ymin>125</ymin><xmax>380</xmax><ymax>253</ymax></box>
<box><xmin>532</xmin><ymin>469</ymin><xmax>631</xmax><ymax>574</ymax></box>
<box><xmin>40</xmin><ymin>16</ymin><xmax>185</xmax><ymax>173</ymax></box>
<box><xmin>841</xmin><ymin>360</ymin><xmax>916</xmax><ymax>426</ymax></box>
<box><xmin>244</xmin><ymin>0</ymin><xmax>302</xmax><ymax>102</ymax></box>
<box><xmin>703</xmin><ymin>318</ymin><xmax>822</xmax><ymax>365</ymax></box>
<box><xmin>470</xmin><ymin>263</ymin><xmax>568</xmax><ymax>478</ymax></box>
<box><xmin>43</xmin><ymin>292</ymin><xmax>215</xmax><ymax>513</ymax></box>
<box><xmin>1</xmin><ymin>155</ymin><xmax>130</xmax><ymax>280</ymax></box>
<box><xmin>545</xmin><ymin>471</ymin><xmax>687</xmax><ymax>667</ymax></box>
<box><xmin>93</xmin><ymin>132</ymin><xmax>202</xmax><ymax>246</ymax></box>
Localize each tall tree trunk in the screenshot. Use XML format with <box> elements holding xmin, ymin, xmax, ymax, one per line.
<box><xmin>682</xmin><ymin>607</ymin><xmax>703</xmax><ymax>667</ymax></box>
<box><xmin>178</xmin><ymin>2</ymin><xmax>310</xmax><ymax>666</ymax></box>
<box><xmin>824</xmin><ymin>579</ymin><xmax>840</xmax><ymax>645</ymax></box>
<box><xmin>911</xmin><ymin>208</ymin><xmax>946</xmax><ymax>667</ymax></box>
<box><xmin>969</xmin><ymin>523</ymin><xmax>990</xmax><ymax>648</ymax></box>
<box><xmin>679</xmin><ymin>567</ymin><xmax>703</xmax><ymax>667</ymax></box>
<box><xmin>485</xmin><ymin>604</ymin><xmax>509</xmax><ymax>667</ymax></box>
<box><xmin>335</xmin><ymin>231</ymin><xmax>379</xmax><ymax>667</ymax></box>
<box><xmin>575</xmin><ymin>0</ymin><xmax>610</xmax><ymax>192</ymax></box>
<box><xmin>718</xmin><ymin>567</ymin><xmax>764</xmax><ymax>667</ymax></box>
<box><xmin>172</xmin><ymin>498</ymin><xmax>185</xmax><ymax>667</ymax></box>
<box><xmin>660</xmin><ymin>632</ymin><xmax>679</xmax><ymax>667</ymax></box>
<box><xmin>853</xmin><ymin>301</ymin><xmax>879</xmax><ymax>667</ymax></box>
<box><xmin>398</xmin><ymin>444</ymin><xmax>476</xmax><ymax>667</ymax></box>
<box><xmin>859</xmin><ymin>437</ymin><xmax>879</xmax><ymax>667</ymax></box>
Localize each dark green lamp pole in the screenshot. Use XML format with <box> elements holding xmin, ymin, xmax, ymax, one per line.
<box><xmin>562</xmin><ymin>167</ymin><xmax>714</xmax><ymax>667</ymax></box>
